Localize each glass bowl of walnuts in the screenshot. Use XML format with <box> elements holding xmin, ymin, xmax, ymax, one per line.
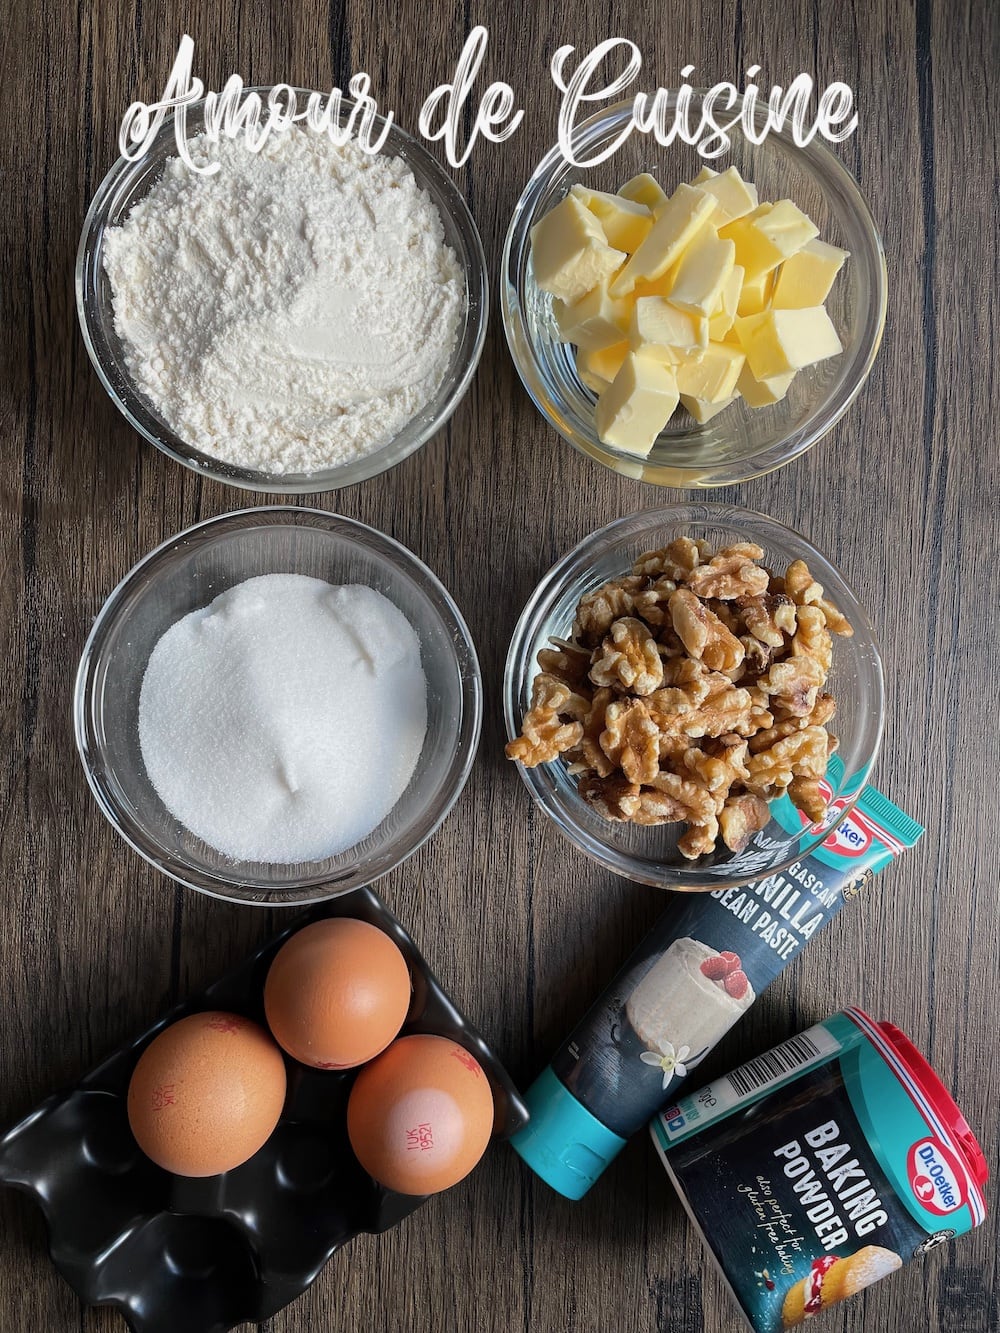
<box><xmin>503</xmin><ymin>503</ymin><xmax>884</xmax><ymax>891</ymax></box>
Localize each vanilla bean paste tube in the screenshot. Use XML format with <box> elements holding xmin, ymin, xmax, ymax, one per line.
<box><xmin>510</xmin><ymin>768</ymin><xmax>924</xmax><ymax>1200</ymax></box>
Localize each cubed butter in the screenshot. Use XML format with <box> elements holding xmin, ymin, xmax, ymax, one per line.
<box><xmin>631</xmin><ymin>268</ymin><xmax>680</xmax><ymax>299</ymax></box>
<box><xmin>629</xmin><ymin>296</ymin><xmax>708</xmax><ymax>363</ymax></box>
<box><xmin>577</xmin><ymin>339</ymin><xmax>630</xmax><ymax>393</ymax></box>
<box><xmin>693</xmin><ymin>165</ymin><xmax>759</xmax><ymax>224</ymax></box>
<box><xmin>595</xmin><ymin>352</ymin><xmax>680</xmax><ymax>456</ymax></box>
<box><xmin>536</xmin><ymin>165</ymin><xmax>846</xmax><ymax>427</ymax></box>
<box><xmin>570</xmin><ymin>184</ymin><xmax>654</xmax><ymax>253</ymax></box>
<box><xmin>554</xmin><ymin>283</ymin><xmax>632</xmax><ymax>351</ymax></box>
<box><xmin>669</xmin><ymin>229</ymin><xmax>737</xmax><ymax>317</ymax></box>
<box><xmin>618</xmin><ymin>172</ymin><xmax>669</xmax><ymax>212</ymax></box>
<box><xmin>735</xmin><ymin>307</ymin><xmax>843</xmax><ymax>379</ymax></box>
<box><xmin>719</xmin><ymin>204</ymin><xmax>781</xmax><ymax>278</ymax></box>
<box><xmin>681</xmin><ymin>392</ymin><xmax>738</xmax><ymax>424</ymax></box>
<box><xmin>609</xmin><ymin>184</ymin><xmax>715</xmax><ymax>296</ymax></box>
<box><xmin>708</xmin><ymin>264</ymin><xmax>744</xmax><ymax>341</ymax></box>
<box><xmin>719</xmin><ymin>200</ymin><xmax>817</xmax><ymax>278</ymax></box>
<box><xmin>530</xmin><ymin>194</ymin><xmax>626</xmax><ymax>304</ymax></box>
<box><xmin>737</xmin><ymin>267</ymin><xmax>775</xmax><ymax>316</ymax></box>
<box><xmin>755</xmin><ymin>199</ymin><xmax>820</xmax><ymax>256</ymax></box>
<box><xmin>675</xmin><ymin>342</ymin><xmax>746</xmax><ymax>403</ymax></box>
<box><xmin>737</xmin><ymin>362</ymin><xmax>796</xmax><ymax>408</ymax></box>
<box><xmin>772</xmin><ymin>238</ymin><xmax>850</xmax><ymax>309</ymax></box>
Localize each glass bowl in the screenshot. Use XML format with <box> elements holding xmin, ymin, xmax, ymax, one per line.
<box><xmin>75</xmin><ymin>508</ymin><xmax>482</xmax><ymax>904</ymax></box>
<box><xmin>501</xmin><ymin>97</ymin><xmax>887</xmax><ymax>487</ymax></box>
<box><xmin>503</xmin><ymin>504</ymin><xmax>884</xmax><ymax>890</ymax></box>
<box><xmin>76</xmin><ymin>93</ymin><xmax>488</xmax><ymax>493</ymax></box>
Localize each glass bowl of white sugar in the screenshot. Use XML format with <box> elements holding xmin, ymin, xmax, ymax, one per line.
<box><xmin>76</xmin><ymin>95</ymin><xmax>488</xmax><ymax>492</ymax></box>
<box><xmin>74</xmin><ymin>508</ymin><xmax>482</xmax><ymax>904</ymax></box>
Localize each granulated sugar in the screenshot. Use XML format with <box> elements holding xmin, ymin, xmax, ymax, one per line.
<box><xmin>103</xmin><ymin>130</ymin><xmax>464</xmax><ymax>474</ymax></box>
<box><xmin>138</xmin><ymin>575</ymin><xmax>428</xmax><ymax>863</ymax></box>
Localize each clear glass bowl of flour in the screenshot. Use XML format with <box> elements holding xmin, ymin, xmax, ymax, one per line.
<box><xmin>74</xmin><ymin>508</ymin><xmax>483</xmax><ymax>904</ymax></box>
<box><xmin>76</xmin><ymin>95</ymin><xmax>488</xmax><ymax>493</ymax></box>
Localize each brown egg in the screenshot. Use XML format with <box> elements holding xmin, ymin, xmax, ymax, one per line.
<box><xmin>347</xmin><ymin>1034</ymin><xmax>495</xmax><ymax>1195</ymax></box>
<box><xmin>126</xmin><ymin>1011</ymin><xmax>286</xmax><ymax>1177</ymax></box>
<box><xmin>264</xmin><ymin>918</ymin><xmax>411</xmax><ymax>1070</ymax></box>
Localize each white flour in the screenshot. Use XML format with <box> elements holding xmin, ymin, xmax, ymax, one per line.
<box><xmin>103</xmin><ymin>130</ymin><xmax>464</xmax><ymax>474</ymax></box>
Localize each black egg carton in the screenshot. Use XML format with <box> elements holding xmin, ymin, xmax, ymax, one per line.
<box><xmin>0</xmin><ymin>886</ymin><xmax>529</xmax><ymax>1333</ymax></box>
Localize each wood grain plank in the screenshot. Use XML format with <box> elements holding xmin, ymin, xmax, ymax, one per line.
<box><xmin>1</xmin><ymin>0</ymin><xmax>997</xmax><ymax>1330</ymax></box>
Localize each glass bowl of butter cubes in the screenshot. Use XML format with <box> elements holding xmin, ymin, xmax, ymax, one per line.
<box><xmin>502</xmin><ymin>97</ymin><xmax>887</xmax><ymax>487</ymax></box>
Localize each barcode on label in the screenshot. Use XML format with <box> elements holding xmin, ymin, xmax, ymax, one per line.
<box><xmin>653</xmin><ymin>1021</ymin><xmax>842</xmax><ymax>1147</ymax></box>
<box><xmin>726</xmin><ymin>1033</ymin><xmax>824</xmax><ymax>1099</ymax></box>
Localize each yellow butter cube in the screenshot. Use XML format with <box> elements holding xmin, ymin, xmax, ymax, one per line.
<box><xmin>772</xmin><ymin>239</ymin><xmax>850</xmax><ymax>309</ymax></box>
<box><xmin>675</xmin><ymin>342</ymin><xmax>745</xmax><ymax>403</ymax></box>
<box><xmin>735</xmin><ymin>308</ymin><xmax>843</xmax><ymax>379</ymax></box>
<box><xmin>609</xmin><ymin>184</ymin><xmax>715</xmax><ymax>296</ymax></box>
<box><xmin>595</xmin><ymin>352</ymin><xmax>680</xmax><ymax>456</ymax></box>
<box><xmin>756</xmin><ymin>199</ymin><xmax>820</xmax><ymax>257</ymax></box>
<box><xmin>719</xmin><ymin>204</ymin><xmax>780</xmax><ymax>278</ymax></box>
<box><xmin>631</xmin><ymin>268</ymin><xmax>680</xmax><ymax>300</ymax></box>
<box><xmin>737</xmin><ymin>362</ymin><xmax>796</xmax><ymax>408</ymax></box>
<box><xmin>554</xmin><ymin>283</ymin><xmax>632</xmax><ymax>351</ymax></box>
<box><xmin>577</xmin><ymin>364</ymin><xmax>606</xmax><ymax>395</ymax></box>
<box><xmin>720</xmin><ymin>200</ymin><xmax>818</xmax><ymax>278</ymax></box>
<box><xmin>571</xmin><ymin>184</ymin><xmax>653</xmax><ymax>253</ymax></box>
<box><xmin>669</xmin><ymin>229</ymin><xmax>741</xmax><ymax>319</ymax></box>
<box><xmin>708</xmin><ymin>265</ymin><xmax>744</xmax><ymax>341</ymax></box>
<box><xmin>577</xmin><ymin>339</ymin><xmax>630</xmax><ymax>393</ymax></box>
<box><xmin>681</xmin><ymin>392</ymin><xmax>738</xmax><ymax>424</ymax></box>
<box><xmin>618</xmin><ymin>172</ymin><xmax>669</xmax><ymax>212</ymax></box>
<box><xmin>530</xmin><ymin>194</ymin><xmax>626</xmax><ymax>304</ymax></box>
<box><xmin>737</xmin><ymin>267</ymin><xmax>775</xmax><ymax>316</ymax></box>
<box><xmin>629</xmin><ymin>296</ymin><xmax>708</xmax><ymax>363</ymax></box>
<box><xmin>669</xmin><ymin>229</ymin><xmax>737</xmax><ymax>318</ymax></box>
<box><xmin>694</xmin><ymin>165</ymin><xmax>759</xmax><ymax>224</ymax></box>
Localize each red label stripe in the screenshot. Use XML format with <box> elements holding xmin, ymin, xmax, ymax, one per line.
<box><xmin>844</xmin><ymin>1009</ymin><xmax>986</xmax><ymax>1225</ymax></box>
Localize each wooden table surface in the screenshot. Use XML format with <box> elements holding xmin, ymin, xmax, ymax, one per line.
<box><xmin>3</xmin><ymin>2</ymin><xmax>997</xmax><ymax>1331</ymax></box>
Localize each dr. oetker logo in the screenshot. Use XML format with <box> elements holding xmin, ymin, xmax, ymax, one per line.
<box><xmin>798</xmin><ymin>780</ymin><xmax>873</xmax><ymax>857</ymax></box>
<box><xmin>823</xmin><ymin>811</ymin><xmax>871</xmax><ymax>857</ymax></box>
<box><xmin>906</xmin><ymin>1138</ymin><xmax>967</xmax><ymax>1215</ymax></box>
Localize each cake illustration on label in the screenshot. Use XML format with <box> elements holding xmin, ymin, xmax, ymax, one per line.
<box><xmin>625</xmin><ymin>938</ymin><xmax>755</xmax><ymax>1079</ymax></box>
<box><xmin>781</xmin><ymin>1247</ymin><xmax>903</xmax><ymax>1325</ymax></box>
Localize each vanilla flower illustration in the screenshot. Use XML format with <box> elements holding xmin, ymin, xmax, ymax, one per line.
<box><xmin>640</xmin><ymin>1042</ymin><xmax>691</xmax><ymax>1090</ymax></box>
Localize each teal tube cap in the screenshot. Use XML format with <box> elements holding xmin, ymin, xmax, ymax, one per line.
<box><xmin>508</xmin><ymin>1066</ymin><xmax>628</xmax><ymax>1200</ymax></box>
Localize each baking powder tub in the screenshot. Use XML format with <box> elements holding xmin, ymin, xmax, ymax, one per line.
<box><xmin>651</xmin><ymin>1008</ymin><xmax>988</xmax><ymax>1330</ymax></box>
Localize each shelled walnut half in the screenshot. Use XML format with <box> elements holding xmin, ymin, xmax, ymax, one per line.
<box><xmin>506</xmin><ymin>536</ymin><xmax>853</xmax><ymax>860</ymax></box>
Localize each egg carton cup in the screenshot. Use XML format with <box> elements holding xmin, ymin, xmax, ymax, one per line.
<box><xmin>0</xmin><ymin>887</ymin><xmax>529</xmax><ymax>1333</ymax></box>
